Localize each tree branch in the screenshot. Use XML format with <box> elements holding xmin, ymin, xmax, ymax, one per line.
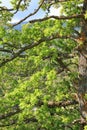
<box><xmin>0</xmin><ymin>48</ymin><xmax>12</xmax><ymax>53</ymax></box>
<box><xmin>0</xmin><ymin>107</ymin><xmax>21</xmax><ymax>120</ymax></box>
<box><xmin>47</xmin><ymin>100</ymin><xmax>78</xmax><ymax>108</ymax></box>
<box><xmin>0</xmin><ymin>0</ymin><xmax>22</xmax><ymax>12</ymax></box>
<box><xmin>0</xmin><ymin>117</ymin><xmax>38</xmax><ymax>127</ymax></box>
<box><xmin>29</xmin><ymin>14</ymin><xmax>83</xmax><ymax>23</ymax></box>
<box><xmin>47</xmin><ymin>0</ymin><xmax>70</xmax><ymax>12</ymax></box>
<box><xmin>12</xmin><ymin>0</ymin><xmax>45</xmax><ymax>27</ymax></box>
<box><xmin>14</xmin><ymin>0</ymin><xmax>23</xmax><ymax>14</ymax></box>
<box><xmin>0</xmin><ymin>100</ymin><xmax>78</xmax><ymax>121</ymax></box>
<box><xmin>0</xmin><ymin>6</ymin><xmax>13</xmax><ymax>11</ymax></box>
<box><xmin>0</xmin><ymin>34</ymin><xmax>73</xmax><ymax>67</ymax></box>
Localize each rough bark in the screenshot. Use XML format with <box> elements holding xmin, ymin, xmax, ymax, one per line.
<box><xmin>78</xmin><ymin>0</ymin><xmax>87</xmax><ymax>129</ymax></box>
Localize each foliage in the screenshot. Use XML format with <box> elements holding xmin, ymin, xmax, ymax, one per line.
<box><xmin>0</xmin><ymin>0</ymin><xmax>87</xmax><ymax>130</ymax></box>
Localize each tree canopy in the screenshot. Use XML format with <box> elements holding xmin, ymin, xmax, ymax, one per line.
<box><xmin>0</xmin><ymin>0</ymin><xmax>87</xmax><ymax>130</ymax></box>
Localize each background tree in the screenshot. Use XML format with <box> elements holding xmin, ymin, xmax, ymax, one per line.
<box><xmin>0</xmin><ymin>0</ymin><xmax>87</xmax><ymax>130</ymax></box>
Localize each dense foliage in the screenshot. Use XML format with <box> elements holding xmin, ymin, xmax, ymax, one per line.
<box><xmin>0</xmin><ymin>0</ymin><xmax>87</xmax><ymax>130</ymax></box>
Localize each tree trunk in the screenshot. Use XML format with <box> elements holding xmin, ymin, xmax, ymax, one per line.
<box><xmin>78</xmin><ymin>0</ymin><xmax>87</xmax><ymax>129</ymax></box>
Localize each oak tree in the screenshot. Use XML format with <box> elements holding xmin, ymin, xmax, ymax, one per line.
<box><xmin>0</xmin><ymin>0</ymin><xmax>87</xmax><ymax>129</ymax></box>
